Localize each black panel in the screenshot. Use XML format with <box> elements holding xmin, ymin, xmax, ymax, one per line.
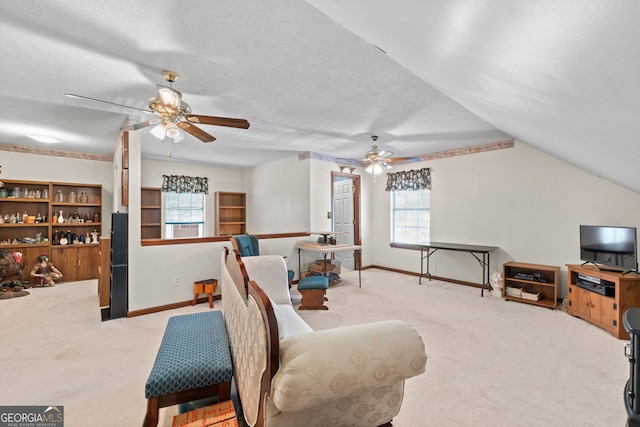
<box><xmin>105</xmin><ymin>212</ymin><xmax>128</xmax><ymax>321</ymax></box>
<box><xmin>111</xmin><ymin>212</ymin><xmax>128</xmax><ymax>265</ymax></box>
<box><xmin>110</xmin><ymin>266</ymin><xmax>128</xmax><ymax>319</ymax></box>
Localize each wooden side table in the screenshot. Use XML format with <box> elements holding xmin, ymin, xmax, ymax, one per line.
<box><xmin>192</xmin><ymin>279</ymin><xmax>217</xmax><ymax>309</ymax></box>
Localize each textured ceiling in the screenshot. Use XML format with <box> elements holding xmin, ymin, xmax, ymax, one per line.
<box><xmin>0</xmin><ymin>0</ymin><xmax>509</xmax><ymax>168</ymax></box>
<box><xmin>1</xmin><ymin>1</ymin><xmax>638</xmax><ymax>193</ymax></box>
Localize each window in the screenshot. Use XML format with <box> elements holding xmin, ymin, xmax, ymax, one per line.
<box><xmin>164</xmin><ymin>192</ymin><xmax>205</xmax><ymax>238</ymax></box>
<box><xmin>391</xmin><ymin>189</ymin><xmax>430</xmax><ymax>244</ymax></box>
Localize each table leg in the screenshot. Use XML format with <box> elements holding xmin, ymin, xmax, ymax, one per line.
<box><xmin>419</xmin><ymin>248</ymin><xmax>435</xmax><ymax>284</ymax></box>
<box><xmin>419</xmin><ymin>247</ymin><xmax>423</xmax><ymax>285</ymax></box>
<box><xmin>425</xmin><ymin>249</ymin><xmax>435</xmax><ymax>282</ymax></box>
<box><xmin>357</xmin><ymin>249</ymin><xmax>362</xmax><ymax>287</ymax></box>
<box><xmin>481</xmin><ymin>253</ymin><xmax>486</xmax><ymax>297</ymax></box>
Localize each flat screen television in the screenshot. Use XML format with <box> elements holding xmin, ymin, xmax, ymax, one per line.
<box><xmin>580</xmin><ymin>225</ymin><xmax>638</xmax><ymax>273</ymax></box>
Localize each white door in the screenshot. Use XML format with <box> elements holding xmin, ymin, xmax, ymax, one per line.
<box><xmin>333</xmin><ymin>177</ymin><xmax>355</xmax><ymax>269</ymax></box>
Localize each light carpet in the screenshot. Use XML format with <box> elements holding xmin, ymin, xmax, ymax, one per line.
<box><xmin>0</xmin><ymin>269</ymin><xmax>630</xmax><ymax>426</ymax></box>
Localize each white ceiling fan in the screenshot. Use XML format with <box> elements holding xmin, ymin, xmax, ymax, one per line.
<box><xmin>363</xmin><ymin>135</ymin><xmax>419</xmax><ymax>174</ymax></box>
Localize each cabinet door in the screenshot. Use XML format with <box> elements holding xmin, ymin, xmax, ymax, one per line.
<box><xmin>568</xmin><ymin>285</ymin><xmax>591</xmax><ymax>318</ymax></box>
<box><xmin>589</xmin><ymin>292</ymin><xmax>616</xmax><ymax>332</ymax></box>
<box><xmin>51</xmin><ymin>247</ymin><xmax>79</xmax><ymax>282</ymax></box>
<box><xmin>76</xmin><ymin>246</ymin><xmax>99</xmax><ymax>280</ymax></box>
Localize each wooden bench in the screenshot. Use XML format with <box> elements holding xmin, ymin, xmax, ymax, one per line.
<box><xmin>143</xmin><ymin>310</ymin><xmax>233</xmax><ymax>427</ymax></box>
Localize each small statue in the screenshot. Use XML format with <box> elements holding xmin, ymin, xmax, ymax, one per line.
<box><xmin>90</xmin><ymin>230</ymin><xmax>99</xmax><ymax>244</ymax></box>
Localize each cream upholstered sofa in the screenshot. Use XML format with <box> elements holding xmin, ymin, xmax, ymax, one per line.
<box><xmin>221</xmin><ymin>248</ymin><xmax>427</xmax><ymax>427</ymax></box>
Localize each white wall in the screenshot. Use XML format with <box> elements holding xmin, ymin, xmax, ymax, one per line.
<box><xmin>1</xmin><ymin>150</ymin><xmax>114</xmax><ymax>236</ymax></box>
<box><xmin>369</xmin><ymin>141</ymin><xmax>640</xmax><ymax>296</ymax></box>
<box><xmin>243</xmin><ymin>155</ymin><xmax>310</xmax><ymax>234</ymax></box>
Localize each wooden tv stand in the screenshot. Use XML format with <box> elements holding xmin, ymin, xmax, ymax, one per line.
<box><xmin>566</xmin><ymin>264</ymin><xmax>640</xmax><ymax>339</ymax></box>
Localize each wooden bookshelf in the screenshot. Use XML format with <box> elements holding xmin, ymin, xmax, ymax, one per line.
<box><xmin>141</xmin><ymin>187</ymin><xmax>161</xmax><ymax>239</ymax></box>
<box><xmin>215</xmin><ymin>192</ymin><xmax>246</xmax><ymax>236</ymax></box>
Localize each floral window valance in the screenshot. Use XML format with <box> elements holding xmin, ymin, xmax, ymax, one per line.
<box><xmin>161</xmin><ymin>175</ymin><xmax>209</xmax><ymax>194</ymax></box>
<box><xmin>385</xmin><ymin>168</ymin><xmax>431</xmax><ymax>192</ymax></box>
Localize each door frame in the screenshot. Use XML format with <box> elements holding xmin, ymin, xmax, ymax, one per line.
<box><xmin>331</xmin><ymin>171</ymin><xmax>361</xmax><ymax>268</ymax></box>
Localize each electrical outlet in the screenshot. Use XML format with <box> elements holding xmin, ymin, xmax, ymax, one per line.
<box><xmin>173</xmin><ymin>275</ymin><xmax>181</xmax><ymax>287</ymax></box>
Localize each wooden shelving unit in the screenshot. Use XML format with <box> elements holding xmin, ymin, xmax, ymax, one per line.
<box><xmin>0</xmin><ymin>179</ymin><xmax>102</xmax><ymax>282</ymax></box>
<box><xmin>503</xmin><ymin>262</ymin><xmax>559</xmax><ymax>309</ymax></box>
<box><xmin>567</xmin><ymin>264</ymin><xmax>640</xmax><ymax>339</ymax></box>
<box><xmin>141</xmin><ymin>187</ymin><xmax>161</xmax><ymax>240</ymax></box>
<box><xmin>215</xmin><ymin>191</ymin><xmax>246</xmax><ymax>236</ymax></box>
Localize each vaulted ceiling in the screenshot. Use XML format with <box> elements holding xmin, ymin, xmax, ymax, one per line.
<box><xmin>1</xmin><ymin>1</ymin><xmax>639</xmax><ymax>193</ymax></box>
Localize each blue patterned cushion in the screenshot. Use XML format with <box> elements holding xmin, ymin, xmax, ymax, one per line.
<box><xmin>297</xmin><ymin>276</ymin><xmax>329</xmax><ymax>291</ymax></box>
<box><xmin>145</xmin><ymin>310</ymin><xmax>233</xmax><ymax>398</ymax></box>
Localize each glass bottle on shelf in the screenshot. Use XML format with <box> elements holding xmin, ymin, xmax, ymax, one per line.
<box><xmin>22</xmin><ymin>188</ymin><xmax>28</xmax><ymax>198</ymax></box>
<box><xmin>58</xmin><ymin>211</ymin><xmax>64</xmax><ymax>224</ymax></box>
<box><xmin>79</xmin><ymin>191</ymin><xmax>88</xmax><ymax>203</ymax></box>
<box><xmin>68</xmin><ymin>191</ymin><xmax>77</xmax><ymax>203</ymax></box>
<box><xmin>42</xmin><ymin>188</ymin><xmax>48</xmax><ymax>199</ymax></box>
<box><xmin>55</xmin><ymin>190</ymin><xmax>64</xmax><ymax>202</ymax></box>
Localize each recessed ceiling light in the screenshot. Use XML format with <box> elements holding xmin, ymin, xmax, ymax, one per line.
<box><xmin>26</xmin><ymin>134</ymin><xmax>61</xmax><ymax>143</ymax></box>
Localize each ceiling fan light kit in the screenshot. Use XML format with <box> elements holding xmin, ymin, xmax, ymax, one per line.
<box><xmin>364</xmin><ymin>135</ymin><xmax>393</xmax><ymax>174</ymax></box>
<box><xmin>152</xmin><ymin>85</ymin><xmax>184</xmax><ymax>116</ymax></box>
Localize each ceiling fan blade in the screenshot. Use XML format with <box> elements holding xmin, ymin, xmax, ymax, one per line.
<box><xmin>65</xmin><ymin>93</ymin><xmax>154</xmax><ymax>114</ymax></box>
<box><xmin>121</xmin><ymin>118</ymin><xmax>162</xmax><ymax>131</ymax></box>
<box><xmin>177</xmin><ymin>121</ymin><xmax>216</xmax><ymax>142</ymax></box>
<box><xmin>185</xmin><ymin>114</ymin><xmax>250</xmax><ymax>129</ymax></box>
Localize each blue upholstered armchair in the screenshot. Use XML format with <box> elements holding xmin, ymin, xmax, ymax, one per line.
<box><xmin>230</xmin><ymin>234</ymin><xmax>260</xmax><ymax>257</ymax></box>
<box><xmin>229</xmin><ymin>234</ymin><xmax>295</xmax><ymax>283</ymax></box>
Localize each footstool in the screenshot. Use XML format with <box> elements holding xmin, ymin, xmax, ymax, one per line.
<box><xmin>192</xmin><ymin>278</ymin><xmax>217</xmax><ymax>308</ymax></box>
<box><xmin>143</xmin><ymin>310</ymin><xmax>233</xmax><ymax>427</ymax></box>
<box><xmin>297</xmin><ymin>275</ymin><xmax>329</xmax><ymax>310</ymax></box>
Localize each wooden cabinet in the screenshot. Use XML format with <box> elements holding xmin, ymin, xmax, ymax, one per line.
<box><xmin>503</xmin><ymin>262</ymin><xmax>559</xmax><ymax>309</ymax></box>
<box><xmin>51</xmin><ymin>245</ymin><xmax>99</xmax><ymax>282</ymax></box>
<box><xmin>0</xmin><ymin>179</ymin><xmax>101</xmax><ymax>283</ymax></box>
<box><xmin>141</xmin><ymin>187</ymin><xmax>161</xmax><ymax>239</ymax></box>
<box><xmin>215</xmin><ymin>191</ymin><xmax>246</xmax><ymax>236</ymax></box>
<box><xmin>0</xmin><ymin>179</ymin><xmax>50</xmax><ymax>281</ymax></box>
<box><xmin>567</xmin><ymin>264</ymin><xmax>640</xmax><ymax>339</ymax></box>
<box><xmin>50</xmin><ymin>182</ymin><xmax>101</xmax><ymax>282</ymax></box>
